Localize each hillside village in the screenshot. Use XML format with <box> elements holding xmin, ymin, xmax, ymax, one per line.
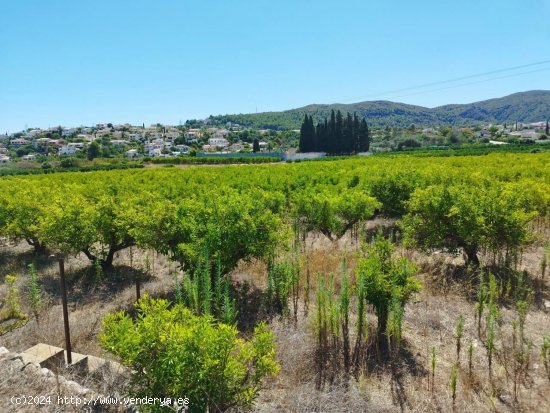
<box><xmin>0</xmin><ymin>119</ymin><xmax>548</xmax><ymax>164</ymax></box>
<box><xmin>0</xmin><ymin>122</ymin><xmax>290</xmax><ymax>164</ymax></box>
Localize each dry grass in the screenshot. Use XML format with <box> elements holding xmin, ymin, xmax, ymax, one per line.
<box><xmin>0</xmin><ymin>245</ymin><xmax>175</xmax><ymax>357</ymax></box>
<box><xmin>244</xmin><ymin>233</ymin><xmax>550</xmax><ymax>413</ymax></box>
<box><xmin>1</xmin><ymin>226</ymin><xmax>550</xmax><ymax>412</ymax></box>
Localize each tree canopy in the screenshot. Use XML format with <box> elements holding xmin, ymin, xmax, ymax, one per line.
<box><xmin>299</xmin><ymin>111</ymin><xmax>370</xmax><ymax>154</ymax></box>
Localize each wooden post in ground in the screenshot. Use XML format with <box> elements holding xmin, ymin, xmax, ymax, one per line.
<box><xmin>57</xmin><ymin>256</ymin><xmax>72</xmax><ymax>365</ymax></box>
<box><xmin>136</xmin><ymin>275</ymin><xmax>141</xmax><ymax>301</ymax></box>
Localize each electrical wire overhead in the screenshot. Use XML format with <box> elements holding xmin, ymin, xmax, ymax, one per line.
<box><xmin>340</xmin><ymin>59</ymin><xmax>550</xmax><ymax>103</ymax></box>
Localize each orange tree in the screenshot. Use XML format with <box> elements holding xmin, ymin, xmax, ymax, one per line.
<box><xmin>402</xmin><ymin>181</ymin><xmax>539</xmax><ymax>266</ymax></box>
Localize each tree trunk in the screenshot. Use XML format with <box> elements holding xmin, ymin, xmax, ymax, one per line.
<box><xmin>83</xmin><ymin>248</ymin><xmax>97</xmax><ymax>262</ymax></box>
<box><xmin>463</xmin><ymin>245</ymin><xmax>480</xmax><ymax>267</ymax></box>
<box><xmin>83</xmin><ymin>242</ymin><xmax>132</xmax><ymax>271</ymax></box>
<box><xmin>33</xmin><ymin>243</ymin><xmax>47</xmax><ymax>255</ymax></box>
<box><xmin>27</xmin><ymin>238</ymin><xmax>47</xmax><ymax>255</ymax></box>
<box><xmin>102</xmin><ymin>247</ymin><xmax>117</xmax><ymax>270</ymax></box>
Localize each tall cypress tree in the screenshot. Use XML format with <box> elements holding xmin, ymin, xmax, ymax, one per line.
<box><xmin>546</xmin><ymin>120</ymin><xmax>549</xmax><ymax>135</ymax></box>
<box><xmin>321</xmin><ymin>118</ymin><xmax>329</xmax><ymax>153</ymax></box>
<box><xmin>341</xmin><ymin>112</ymin><xmax>351</xmax><ymax>154</ymax></box>
<box><xmin>358</xmin><ymin>119</ymin><xmax>370</xmax><ymax>152</ymax></box>
<box><xmin>329</xmin><ymin>110</ymin><xmax>336</xmax><ymax>154</ymax></box>
<box><xmin>335</xmin><ymin>110</ymin><xmax>343</xmax><ymax>154</ymax></box>
<box><xmin>299</xmin><ymin>114</ymin><xmax>308</xmax><ymax>152</ymax></box>
<box><xmin>309</xmin><ymin>115</ymin><xmax>316</xmax><ymax>151</ymax></box>
<box><xmin>300</xmin><ymin>114</ymin><xmax>316</xmax><ymax>152</ymax></box>
<box><xmin>308</xmin><ymin>111</ymin><xmax>369</xmax><ymax>154</ymax></box>
<box><xmin>323</xmin><ymin>118</ymin><xmax>330</xmax><ymax>152</ymax></box>
<box><xmin>353</xmin><ymin>113</ymin><xmax>360</xmax><ymax>153</ymax></box>
<box><xmin>315</xmin><ymin>121</ymin><xmax>321</xmax><ymax>152</ymax></box>
<box><xmin>342</xmin><ymin>113</ymin><xmax>348</xmax><ymax>153</ymax></box>
<box><xmin>316</xmin><ymin>120</ymin><xmax>327</xmax><ymax>152</ymax></box>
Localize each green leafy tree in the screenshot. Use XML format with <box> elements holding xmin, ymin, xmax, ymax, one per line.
<box><xmin>161</xmin><ymin>189</ymin><xmax>283</xmax><ymax>288</ymax></box>
<box><xmin>402</xmin><ymin>183</ymin><xmax>537</xmax><ymax>266</ymax></box>
<box><xmin>293</xmin><ymin>189</ymin><xmax>379</xmax><ymax>240</ymax></box>
<box><xmin>368</xmin><ymin>171</ymin><xmax>420</xmax><ymax>217</ymax></box>
<box><xmin>397</xmin><ymin>139</ymin><xmax>421</xmax><ymax>150</ymax></box>
<box><xmin>40</xmin><ymin>185</ymin><xmax>135</xmax><ymax>269</ymax></box>
<box><xmin>101</xmin><ymin>297</ymin><xmax>279</xmax><ymax>413</ymax></box>
<box><xmin>253</xmin><ymin>138</ymin><xmax>260</xmax><ymax>153</ymax></box>
<box><xmin>16</xmin><ymin>145</ymin><xmax>35</xmax><ymax>157</ymax></box>
<box><xmin>0</xmin><ymin>184</ymin><xmax>49</xmax><ymax>253</ymax></box>
<box><xmin>59</xmin><ymin>158</ymin><xmax>79</xmax><ymax>168</ymax></box>
<box><xmin>87</xmin><ymin>140</ymin><xmax>101</xmax><ymax>160</ymax></box>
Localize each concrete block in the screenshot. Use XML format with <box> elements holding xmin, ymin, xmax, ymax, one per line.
<box><xmin>66</xmin><ymin>352</ymin><xmax>89</xmax><ymax>377</ymax></box>
<box><xmin>86</xmin><ymin>355</ymin><xmax>106</xmax><ymax>374</ymax></box>
<box><xmin>23</xmin><ymin>343</ymin><xmax>65</xmax><ymax>371</ymax></box>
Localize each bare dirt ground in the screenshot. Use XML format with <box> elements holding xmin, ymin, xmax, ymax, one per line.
<box><xmin>1</xmin><ymin>220</ymin><xmax>549</xmax><ymax>412</ymax></box>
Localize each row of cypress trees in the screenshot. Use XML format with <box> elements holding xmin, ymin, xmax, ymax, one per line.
<box><xmin>299</xmin><ymin>110</ymin><xmax>370</xmax><ymax>154</ymax></box>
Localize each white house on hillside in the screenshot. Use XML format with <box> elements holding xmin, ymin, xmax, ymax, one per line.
<box><xmin>149</xmin><ymin>148</ymin><xmax>162</xmax><ymax>157</ymax></box>
<box><xmin>208</xmin><ymin>137</ymin><xmax>228</xmax><ymax>147</ymax></box>
<box><xmin>174</xmin><ymin>145</ymin><xmax>190</xmax><ymax>153</ymax></box>
<box><xmin>126</xmin><ymin>149</ymin><xmax>139</xmax><ymax>158</ymax></box>
<box><xmin>58</xmin><ymin>145</ymin><xmax>78</xmax><ymax>156</ymax></box>
<box><xmin>110</xmin><ymin>139</ymin><xmax>129</xmax><ymax>146</ymax></box>
<box><xmin>10</xmin><ymin>138</ymin><xmax>29</xmax><ymax>147</ymax></box>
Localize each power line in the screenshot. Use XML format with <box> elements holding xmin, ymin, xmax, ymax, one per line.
<box><xmin>381</xmin><ymin>66</ymin><xmax>550</xmax><ymax>102</ymax></box>
<box><xmin>340</xmin><ymin>59</ymin><xmax>550</xmax><ymax>103</ymax></box>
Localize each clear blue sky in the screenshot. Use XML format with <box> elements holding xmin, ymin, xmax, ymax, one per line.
<box><xmin>1</xmin><ymin>0</ymin><xmax>549</xmax><ymax>132</ymax></box>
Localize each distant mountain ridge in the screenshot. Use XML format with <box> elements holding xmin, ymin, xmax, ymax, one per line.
<box><xmin>206</xmin><ymin>90</ymin><xmax>550</xmax><ymax>129</ymax></box>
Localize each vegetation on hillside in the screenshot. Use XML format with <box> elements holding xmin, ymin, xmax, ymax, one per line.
<box><xmin>206</xmin><ymin>90</ymin><xmax>550</xmax><ymax>130</ymax></box>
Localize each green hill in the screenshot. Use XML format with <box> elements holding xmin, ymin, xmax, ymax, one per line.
<box><xmin>205</xmin><ymin>90</ymin><xmax>550</xmax><ymax>130</ymax></box>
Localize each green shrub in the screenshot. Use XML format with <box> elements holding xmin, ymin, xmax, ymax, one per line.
<box><xmin>264</xmin><ymin>261</ymin><xmax>297</xmax><ymax>318</ymax></box>
<box><xmin>1</xmin><ymin>275</ymin><xmax>25</xmax><ymax>320</ymax></box>
<box><xmin>100</xmin><ymin>297</ymin><xmax>278</xmax><ymax>413</ymax></box>
<box><xmin>26</xmin><ymin>263</ymin><xmax>42</xmax><ymax>322</ymax></box>
<box><xmin>59</xmin><ymin>158</ymin><xmax>79</xmax><ymax>168</ymax></box>
<box><xmin>450</xmin><ymin>365</ymin><xmax>458</xmax><ymax>408</ymax></box>
<box><xmin>180</xmin><ymin>249</ymin><xmax>237</xmax><ymax>325</ymax></box>
<box><xmin>355</xmin><ymin>236</ymin><xmax>420</xmax><ymax>352</ymax></box>
<box><xmin>542</xmin><ymin>333</ymin><xmax>550</xmax><ymax>382</ymax></box>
